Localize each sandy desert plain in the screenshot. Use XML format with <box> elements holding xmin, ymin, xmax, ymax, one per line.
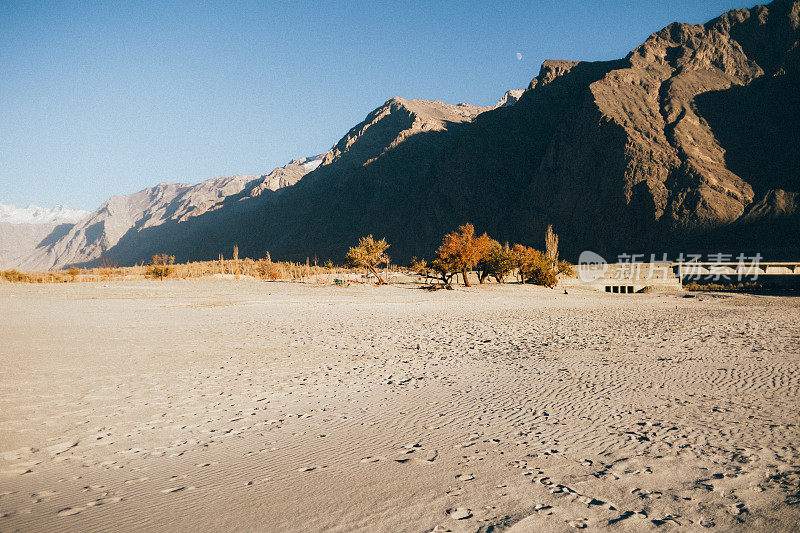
<box><xmin>0</xmin><ymin>279</ymin><xmax>798</xmax><ymax>532</ymax></box>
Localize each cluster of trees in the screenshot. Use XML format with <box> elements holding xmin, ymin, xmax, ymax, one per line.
<box><xmin>347</xmin><ymin>224</ymin><xmax>574</xmax><ymax>288</ymax></box>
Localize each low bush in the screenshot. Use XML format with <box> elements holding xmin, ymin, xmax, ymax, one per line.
<box><xmin>1</xmin><ymin>269</ymin><xmax>31</xmax><ymax>283</ymax></box>
<box><xmin>527</xmin><ymin>267</ymin><xmax>558</xmax><ymax>288</ymax></box>
<box><xmin>146</xmin><ymin>254</ymin><xmax>175</xmax><ymax>280</ymax></box>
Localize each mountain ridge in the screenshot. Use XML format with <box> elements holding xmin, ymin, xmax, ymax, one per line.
<box><xmin>2</xmin><ymin>156</ymin><xmax>323</xmax><ymax>270</ymax></box>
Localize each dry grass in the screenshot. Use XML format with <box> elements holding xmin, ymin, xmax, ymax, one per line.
<box><xmin>0</xmin><ymin>255</ymin><xmax>385</xmax><ymax>284</ymax></box>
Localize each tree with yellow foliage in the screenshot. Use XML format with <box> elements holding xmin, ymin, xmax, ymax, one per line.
<box><xmin>434</xmin><ymin>223</ymin><xmax>492</xmax><ymax>287</ymax></box>
<box><xmin>346</xmin><ymin>235</ymin><xmax>390</xmax><ymax>285</ymax></box>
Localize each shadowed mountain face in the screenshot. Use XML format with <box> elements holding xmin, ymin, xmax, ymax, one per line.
<box><xmin>101</xmin><ymin>98</ymin><xmax>495</xmax><ymax>265</ymax></box>
<box><xmin>7</xmin><ymin>0</ymin><xmax>799</xmax><ymax>269</ymax></box>
<box><xmin>407</xmin><ymin>0</ymin><xmax>800</xmax><ymax>261</ymax></box>
<box><xmin>209</xmin><ymin>0</ymin><xmax>798</xmax><ymax>264</ymax></box>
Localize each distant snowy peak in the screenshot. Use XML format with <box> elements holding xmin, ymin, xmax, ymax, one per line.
<box><xmin>287</xmin><ymin>154</ymin><xmax>324</xmax><ymax>171</ymax></box>
<box><xmin>302</xmin><ymin>157</ymin><xmax>323</xmax><ymax>171</ymax></box>
<box><xmin>495</xmin><ymin>89</ymin><xmax>525</xmax><ymax>108</ymax></box>
<box><xmin>0</xmin><ymin>203</ymin><xmax>90</xmax><ymax>225</ymax></box>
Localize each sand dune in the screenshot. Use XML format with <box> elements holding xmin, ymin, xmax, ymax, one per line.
<box><xmin>0</xmin><ymin>281</ymin><xmax>798</xmax><ymax>531</ymax></box>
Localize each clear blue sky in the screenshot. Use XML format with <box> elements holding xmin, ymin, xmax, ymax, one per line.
<box><xmin>1</xmin><ymin>0</ymin><xmax>747</xmax><ymax>211</ymax></box>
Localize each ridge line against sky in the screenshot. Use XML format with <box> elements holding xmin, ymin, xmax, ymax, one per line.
<box><xmin>1</xmin><ymin>0</ymin><xmax>748</xmax><ymax>211</ymax></box>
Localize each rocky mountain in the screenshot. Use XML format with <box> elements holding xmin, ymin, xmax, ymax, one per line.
<box><xmin>252</xmin><ymin>0</ymin><xmax>800</xmax><ymax>263</ymax></box>
<box><xmin>0</xmin><ymin>222</ymin><xmax>66</xmax><ymax>270</ymax></box>
<box><xmin>5</xmin><ymin>156</ymin><xmax>322</xmax><ymax>270</ymax></box>
<box><xmin>4</xmin><ymin>0</ymin><xmax>798</xmax><ymax>270</ymax></box>
<box><xmin>0</xmin><ymin>204</ymin><xmax>90</xmax><ymax>269</ymax></box>
<box><xmin>83</xmin><ymin>97</ymin><xmax>502</xmax><ymax>267</ymax></box>
<box><xmin>496</xmin><ymin>89</ymin><xmax>525</xmax><ymax>107</ymax></box>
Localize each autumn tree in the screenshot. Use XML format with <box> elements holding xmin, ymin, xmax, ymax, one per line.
<box><xmin>557</xmin><ymin>259</ymin><xmax>575</xmax><ymax>276</ymax></box>
<box><xmin>409</xmin><ymin>257</ymin><xmax>430</xmax><ymax>284</ymax></box>
<box><xmin>509</xmin><ymin>244</ymin><xmax>532</xmax><ymax>283</ymax></box>
<box><xmin>476</xmin><ymin>240</ymin><xmax>513</xmax><ymax>283</ymax></box>
<box><xmin>431</xmin><ymin>256</ymin><xmax>465</xmax><ymax>287</ymax></box>
<box><xmin>545</xmin><ymin>224</ymin><xmax>559</xmax><ymax>268</ymax></box>
<box><xmin>148</xmin><ymin>253</ymin><xmax>175</xmax><ymax>280</ymax></box>
<box><xmin>345</xmin><ymin>235</ymin><xmax>390</xmax><ymax>285</ymax></box>
<box><xmin>509</xmin><ymin>244</ymin><xmax>554</xmax><ymax>284</ymax></box>
<box><xmin>435</xmin><ymin>223</ymin><xmax>492</xmax><ymax>287</ymax></box>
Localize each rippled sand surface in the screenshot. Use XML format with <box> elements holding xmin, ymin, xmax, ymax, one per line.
<box><xmin>1</xmin><ymin>281</ymin><xmax>798</xmax><ymax>532</ymax></box>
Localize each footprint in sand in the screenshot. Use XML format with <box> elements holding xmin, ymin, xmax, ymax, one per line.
<box><xmin>47</xmin><ymin>441</ymin><xmax>79</xmax><ymax>456</ymax></box>
<box><xmin>57</xmin><ymin>507</ymin><xmax>84</xmax><ymax>517</ymax></box>
<box><xmin>455</xmin><ymin>473</ymin><xmax>474</xmax><ymax>481</ymax></box>
<box><xmin>161</xmin><ymin>487</ymin><xmax>186</xmax><ymax>494</ymax></box>
<box><xmin>31</xmin><ymin>490</ymin><xmax>58</xmax><ymax>503</ymax></box>
<box><xmin>86</xmin><ymin>497</ymin><xmax>122</xmax><ymax>507</ymax></box>
<box><xmin>360</xmin><ymin>456</ymin><xmax>382</xmax><ymax>463</ymax></box>
<box><xmin>447</xmin><ymin>507</ymin><xmax>472</xmax><ymax>520</ymax></box>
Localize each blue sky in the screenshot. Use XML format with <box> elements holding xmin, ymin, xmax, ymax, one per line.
<box><xmin>1</xmin><ymin>0</ymin><xmax>746</xmax><ymax>211</ymax></box>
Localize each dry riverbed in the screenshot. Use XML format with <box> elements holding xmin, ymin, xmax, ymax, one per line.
<box><xmin>0</xmin><ymin>280</ymin><xmax>798</xmax><ymax>532</ymax></box>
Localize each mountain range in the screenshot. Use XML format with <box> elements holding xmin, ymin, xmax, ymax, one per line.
<box><xmin>2</xmin><ymin>0</ymin><xmax>798</xmax><ymax>271</ymax></box>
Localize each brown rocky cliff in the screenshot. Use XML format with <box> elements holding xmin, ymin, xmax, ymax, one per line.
<box><xmin>416</xmin><ymin>0</ymin><xmax>799</xmax><ymax>259</ymax></box>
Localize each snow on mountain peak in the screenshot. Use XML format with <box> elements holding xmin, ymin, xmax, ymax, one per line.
<box><xmin>0</xmin><ymin>203</ymin><xmax>90</xmax><ymax>225</ymax></box>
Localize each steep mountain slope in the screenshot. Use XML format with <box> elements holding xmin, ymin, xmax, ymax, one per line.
<box><xmin>407</xmin><ymin>0</ymin><xmax>800</xmax><ymax>260</ymax></box>
<box><xmin>11</xmin><ymin>156</ymin><xmax>321</xmax><ymax>270</ymax></box>
<box><xmin>0</xmin><ymin>222</ymin><xmax>69</xmax><ymax>269</ymax></box>
<box><xmin>0</xmin><ymin>204</ymin><xmax>89</xmax><ymax>269</ymax></box>
<box><xmin>95</xmin><ymin>98</ymin><xmax>499</xmax><ymax>265</ymax></box>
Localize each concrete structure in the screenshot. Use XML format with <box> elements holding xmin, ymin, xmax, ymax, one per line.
<box><xmin>564</xmin><ymin>262</ymin><xmax>800</xmax><ymax>293</ymax></box>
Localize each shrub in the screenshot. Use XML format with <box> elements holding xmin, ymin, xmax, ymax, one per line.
<box><xmin>1</xmin><ymin>269</ymin><xmax>31</xmax><ymax>283</ymax></box>
<box><xmin>96</xmin><ymin>256</ymin><xmax>119</xmax><ymax>278</ymax></box>
<box><xmin>346</xmin><ymin>235</ymin><xmax>390</xmax><ymax>285</ymax></box>
<box><xmin>557</xmin><ymin>260</ymin><xmax>575</xmax><ymax>277</ymax></box>
<box><xmin>257</xmin><ymin>259</ymin><xmax>287</xmax><ymax>280</ymax></box>
<box><xmin>147</xmin><ymin>254</ymin><xmax>175</xmax><ymax>280</ymax></box>
<box><xmin>527</xmin><ymin>267</ymin><xmax>558</xmax><ymax>288</ymax></box>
